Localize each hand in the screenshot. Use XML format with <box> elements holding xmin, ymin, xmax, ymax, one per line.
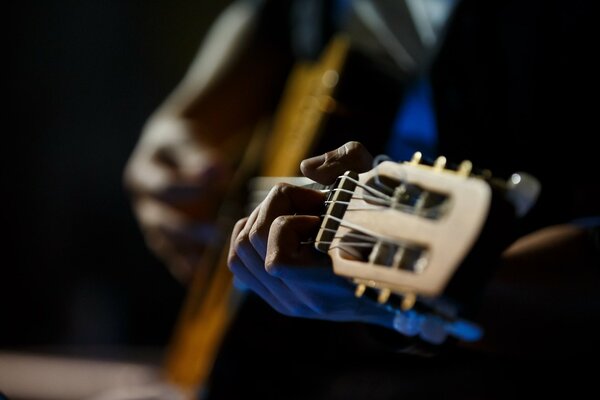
<box><xmin>124</xmin><ymin>116</ymin><xmax>234</xmax><ymax>282</ymax></box>
<box><xmin>229</xmin><ymin>142</ymin><xmax>486</xmax><ymax>344</ymax></box>
<box><xmin>228</xmin><ymin>142</ymin><xmax>394</xmax><ymax>325</ymax></box>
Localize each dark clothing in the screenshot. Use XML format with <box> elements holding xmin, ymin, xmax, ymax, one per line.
<box><xmin>432</xmin><ymin>0</ymin><xmax>599</xmax><ymax>230</ymax></box>
<box><xmin>206</xmin><ymin>0</ymin><xmax>600</xmax><ymax>398</ymax></box>
<box><xmin>208</xmin><ymin>294</ymin><xmax>597</xmax><ymax>399</ymax></box>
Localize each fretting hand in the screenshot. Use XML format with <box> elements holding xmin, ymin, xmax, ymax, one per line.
<box><xmin>227</xmin><ymin>142</ymin><xmax>397</xmax><ymax>325</ymax></box>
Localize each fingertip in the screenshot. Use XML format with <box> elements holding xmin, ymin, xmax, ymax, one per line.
<box><xmin>300</xmin><ymin>142</ymin><xmax>373</xmax><ymax>184</ymax></box>
<box><xmin>300</xmin><ymin>153</ymin><xmax>326</xmax><ymax>176</ymax></box>
<box><xmin>228</xmin><ymin>217</ymin><xmax>249</xmax><ymax>260</ymax></box>
<box><xmin>341</xmin><ymin>141</ymin><xmax>373</xmax><ymax>172</ymax></box>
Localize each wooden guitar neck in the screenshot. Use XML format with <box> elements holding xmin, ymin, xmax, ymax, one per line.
<box><xmin>163</xmin><ymin>35</ymin><xmax>351</xmax><ymax>398</ymax></box>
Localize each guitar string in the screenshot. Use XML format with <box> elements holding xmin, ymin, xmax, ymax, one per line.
<box><xmin>318</xmin><ymin>227</ymin><xmax>378</xmax><ymax>242</ymax></box>
<box><xmin>325</xmin><ymin>196</ymin><xmax>389</xmax><ymax>207</ymax></box>
<box><xmin>323</xmin><ymin>197</ymin><xmax>447</xmax><ymax>217</ymax></box>
<box><xmin>327</xmin><ymin>175</ymin><xmax>447</xmax><ymax>216</ymax></box>
<box><xmin>259</xmin><ymin>173</ymin><xmax>484</xmax><ymax>343</ymax></box>
<box><xmin>313</xmin><ymin>214</ymin><xmax>424</xmax><ymax>251</ymax></box>
<box><xmin>304</xmin><ymin>174</ymin><xmax>439</xmax><ymax>248</ymax></box>
<box><xmin>341</xmin><ymin>176</ymin><xmax>393</xmax><ymax>200</ymax></box>
<box><xmin>328</xmin><ymin>188</ymin><xmax>392</xmax><ymax>207</ymax></box>
<box><xmin>325</xmin><ymin>200</ymin><xmax>389</xmax><ymax>212</ymax></box>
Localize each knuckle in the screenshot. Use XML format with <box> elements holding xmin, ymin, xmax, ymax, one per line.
<box><xmin>233</xmin><ymin>218</ymin><xmax>247</xmax><ymax>231</ymax></box>
<box><xmin>271</xmin><ymin>215</ymin><xmax>289</xmax><ymax>231</ymax></box>
<box><xmin>248</xmin><ymin>225</ymin><xmax>267</xmax><ymax>248</ymax></box>
<box><xmin>269</xmin><ymin>183</ymin><xmax>291</xmax><ymax>199</ymax></box>
<box><xmin>233</xmin><ymin>232</ymin><xmax>249</xmax><ymax>250</ymax></box>
<box><xmin>344</xmin><ymin>141</ymin><xmax>364</xmax><ymax>159</ymax></box>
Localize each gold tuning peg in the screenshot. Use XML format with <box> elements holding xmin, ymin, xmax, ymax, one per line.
<box><xmin>409</xmin><ymin>151</ymin><xmax>423</xmax><ymax>165</ymax></box>
<box><xmin>355</xmin><ymin>284</ymin><xmax>367</xmax><ymax>298</ymax></box>
<box><xmin>377</xmin><ymin>288</ymin><xmax>391</xmax><ymax>304</ymax></box>
<box><xmin>401</xmin><ymin>293</ymin><xmax>417</xmax><ymax>311</ymax></box>
<box><xmin>433</xmin><ymin>156</ymin><xmax>447</xmax><ymax>171</ymax></box>
<box><xmin>457</xmin><ymin>160</ymin><xmax>473</xmax><ymax>176</ymax></box>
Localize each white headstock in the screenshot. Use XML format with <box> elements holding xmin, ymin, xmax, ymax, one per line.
<box><xmin>315</xmin><ymin>154</ymin><xmax>492</xmax><ymax>309</ymax></box>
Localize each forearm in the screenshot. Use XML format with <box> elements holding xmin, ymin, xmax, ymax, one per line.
<box><xmin>153</xmin><ymin>1</ymin><xmax>291</xmax><ymax>145</ymax></box>
<box><xmin>474</xmin><ymin>223</ymin><xmax>600</xmax><ymax>358</ymax></box>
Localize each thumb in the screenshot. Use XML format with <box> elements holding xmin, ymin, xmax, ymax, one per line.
<box><xmin>300</xmin><ymin>141</ymin><xmax>373</xmax><ymax>185</ymax></box>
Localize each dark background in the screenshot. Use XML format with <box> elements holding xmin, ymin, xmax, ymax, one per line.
<box><xmin>3</xmin><ymin>1</ymin><xmax>230</xmax><ymax>353</ymax></box>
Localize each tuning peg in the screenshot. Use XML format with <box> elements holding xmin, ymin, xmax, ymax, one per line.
<box><xmin>401</xmin><ymin>293</ymin><xmax>417</xmax><ymax>311</ymax></box>
<box><xmin>433</xmin><ymin>156</ymin><xmax>447</xmax><ymax>171</ymax></box>
<box><xmin>355</xmin><ymin>284</ymin><xmax>367</xmax><ymax>298</ymax></box>
<box><xmin>457</xmin><ymin>160</ymin><xmax>472</xmax><ymax>176</ymax></box>
<box><xmin>409</xmin><ymin>151</ymin><xmax>423</xmax><ymax>165</ymax></box>
<box><xmin>377</xmin><ymin>288</ymin><xmax>391</xmax><ymax>304</ymax></box>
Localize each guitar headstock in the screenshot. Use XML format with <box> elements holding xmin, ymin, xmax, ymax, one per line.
<box><xmin>315</xmin><ymin>152</ymin><xmax>523</xmax><ymax>312</ymax></box>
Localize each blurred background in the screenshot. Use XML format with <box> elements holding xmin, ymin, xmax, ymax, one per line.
<box><xmin>3</xmin><ymin>1</ymin><xmax>230</xmax><ymax>397</ymax></box>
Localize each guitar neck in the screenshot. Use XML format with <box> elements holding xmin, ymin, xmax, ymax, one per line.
<box><xmin>163</xmin><ymin>35</ymin><xmax>351</xmax><ymax>397</ymax></box>
<box><xmin>247</xmin><ymin>176</ymin><xmax>327</xmax><ymax>211</ymax></box>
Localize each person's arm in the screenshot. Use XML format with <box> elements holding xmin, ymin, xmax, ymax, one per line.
<box><xmin>124</xmin><ymin>1</ymin><xmax>291</xmax><ymax>282</ymax></box>
<box><xmin>474</xmin><ymin>222</ymin><xmax>600</xmax><ymax>358</ymax></box>
<box><xmin>228</xmin><ymin>142</ymin><xmax>395</xmax><ymax>325</ymax></box>
<box><xmin>228</xmin><ymin>142</ymin><xmax>479</xmax><ymax>345</ymax></box>
<box><xmin>228</xmin><ymin>141</ymin><xmax>600</xmax><ymax>352</ymax></box>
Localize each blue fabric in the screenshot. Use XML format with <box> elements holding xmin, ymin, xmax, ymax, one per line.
<box><xmin>386</xmin><ymin>77</ymin><xmax>438</xmax><ymax>161</ymax></box>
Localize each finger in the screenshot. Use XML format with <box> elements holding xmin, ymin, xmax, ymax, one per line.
<box><xmin>300</xmin><ymin>141</ymin><xmax>373</xmax><ymax>184</ymax></box>
<box><xmin>249</xmin><ymin>184</ymin><xmax>325</xmax><ymax>259</ymax></box>
<box><xmin>231</xmin><ymin>187</ymin><xmax>326</xmax><ymax>316</ymax></box>
<box><xmin>263</xmin><ymin>216</ymin><xmax>399</xmax><ymax>326</ymax></box>
<box><xmin>228</xmin><ymin>218</ymin><xmax>291</xmax><ymax>314</ymax></box>
<box><xmin>265</xmin><ymin>215</ymin><xmax>327</xmax><ymax>278</ymax></box>
<box><xmin>228</xmin><ymin>258</ymin><xmax>291</xmax><ymax>315</ymax></box>
<box><xmin>230</xmin><ymin>216</ymin><xmax>309</xmax><ymax>315</ymax></box>
<box><xmin>235</xmin><ymin>234</ymin><xmax>310</xmax><ymax>315</ymax></box>
<box><xmin>247</xmin><ymin>197</ymin><xmax>332</xmax><ymax>316</ymax></box>
<box><xmin>228</xmin><ymin>218</ymin><xmax>248</xmax><ymax>264</ymax></box>
<box><xmin>265</xmin><ymin>214</ymin><xmax>378</xmax><ymax>316</ymax></box>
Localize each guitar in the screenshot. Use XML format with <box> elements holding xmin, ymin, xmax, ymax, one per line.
<box><xmin>163</xmin><ymin>34</ymin><xmax>397</xmax><ymax>397</ymax></box>
<box><xmin>314</xmin><ymin>152</ymin><xmax>539</xmax><ymax>342</ymax></box>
